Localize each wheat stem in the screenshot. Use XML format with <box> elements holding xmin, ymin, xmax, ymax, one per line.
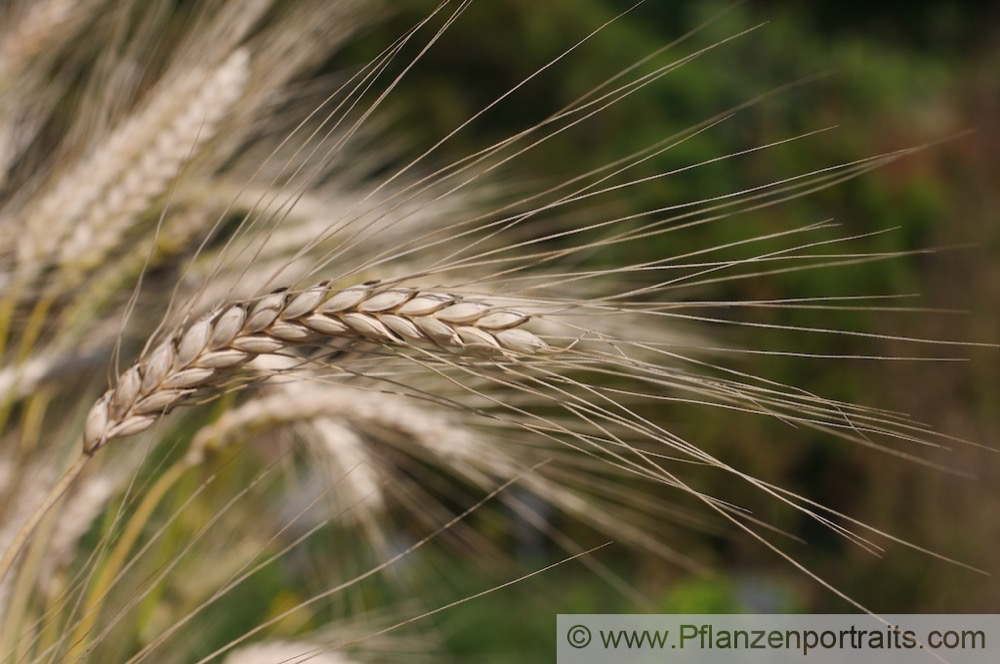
<box><xmin>0</xmin><ymin>455</ymin><xmax>89</xmax><ymax>588</ymax></box>
<box><xmin>67</xmin><ymin>463</ymin><xmax>187</xmax><ymax>661</ymax></box>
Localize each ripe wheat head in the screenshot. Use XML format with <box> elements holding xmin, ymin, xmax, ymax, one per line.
<box><xmin>0</xmin><ymin>1</ymin><xmax>994</xmax><ymax>662</ymax></box>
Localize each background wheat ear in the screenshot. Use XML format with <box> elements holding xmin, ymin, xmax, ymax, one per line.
<box><xmin>0</xmin><ymin>0</ymin><xmax>998</xmax><ymax>662</ymax></box>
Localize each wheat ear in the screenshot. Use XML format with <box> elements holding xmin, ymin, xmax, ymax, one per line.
<box><xmin>18</xmin><ymin>48</ymin><xmax>249</xmax><ymax>276</ymax></box>
<box><xmin>223</xmin><ymin>641</ymin><xmax>360</xmax><ymax>664</ymax></box>
<box><xmin>83</xmin><ymin>280</ymin><xmax>547</xmax><ymax>454</ymax></box>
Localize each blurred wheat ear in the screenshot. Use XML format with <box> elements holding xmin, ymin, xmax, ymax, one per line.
<box><xmin>0</xmin><ymin>0</ymin><xmax>992</xmax><ymax>661</ymax></box>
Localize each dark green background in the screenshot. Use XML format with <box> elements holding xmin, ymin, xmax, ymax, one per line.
<box><xmin>331</xmin><ymin>1</ymin><xmax>999</xmax><ymax>659</ymax></box>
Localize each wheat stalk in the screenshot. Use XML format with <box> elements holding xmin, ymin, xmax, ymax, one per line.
<box><xmin>0</xmin><ymin>464</ymin><xmax>55</xmax><ymax>627</ymax></box>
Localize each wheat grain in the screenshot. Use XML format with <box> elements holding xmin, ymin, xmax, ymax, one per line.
<box><xmin>83</xmin><ymin>280</ymin><xmax>547</xmax><ymax>454</ymax></box>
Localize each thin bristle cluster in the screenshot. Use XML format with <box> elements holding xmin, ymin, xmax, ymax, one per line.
<box><xmin>82</xmin><ymin>280</ymin><xmax>547</xmax><ymax>453</ymax></box>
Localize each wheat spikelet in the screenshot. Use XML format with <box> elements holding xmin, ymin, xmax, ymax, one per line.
<box><xmin>83</xmin><ymin>280</ymin><xmax>547</xmax><ymax>454</ymax></box>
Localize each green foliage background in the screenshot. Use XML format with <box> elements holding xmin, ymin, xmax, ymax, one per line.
<box><xmin>326</xmin><ymin>1</ymin><xmax>999</xmax><ymax>659</ymax></box>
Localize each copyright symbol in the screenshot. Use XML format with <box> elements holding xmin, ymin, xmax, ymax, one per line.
<box><xmin>567</xmin><ymin>624</ymin><xmax>592</xmax><ymax>649</ymax></box>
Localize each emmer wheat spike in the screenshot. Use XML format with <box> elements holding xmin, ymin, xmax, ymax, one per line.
<box><xmin>0</xmin><ymin>1</ymin><xmax>995</xmax><ymax>661</ymax></box>
<box><xmin>83</xmin><ymin>281</ymin><xmax>546</xmax><ymax>454</ymax></box>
